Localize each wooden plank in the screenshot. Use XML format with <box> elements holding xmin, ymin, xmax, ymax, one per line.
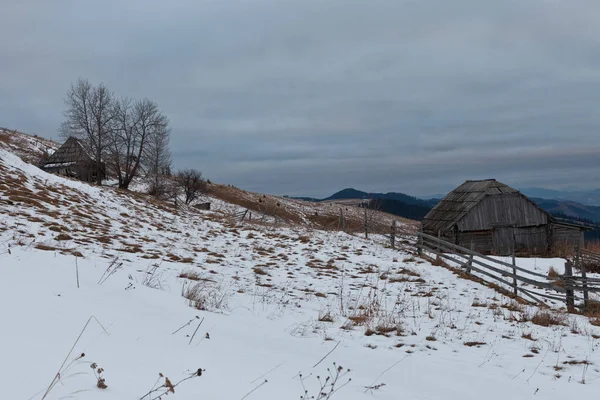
<box><xmin>567</xmin><ymin>276</ymin><xmax>600</xmax><ymax>283</ymax></box>
<box><xmin>564</xmin><ymin>261</ymin><xmax>575</xmax><ymax>312</ymax></box>
<box><xmin>418</xmin><ymin>234</ymin><xmax>599</xmax><ymax>307</ymax></box>
<box><xmin>462</xmin><ymin>261</ymin><xmax>545</xmax><ymax>305</ymax></box>
<box><xmin>420</xmin><ymin>233</ymin><xmax>549</xmax><ymax>278</ymax></box>
<box><xmin>420</xmin><ymin>243</ymin><xmax>565</xmax><ymax>292</ymax></box>
<box><xmin>421</xmin><ymin>240</ymin><xmax>556</xmax><ymax>289</ymax></box>
<box><xmin>518</xmin><ymin>287</ymin><xmax>566</xmax><ymax>303</ymax></box>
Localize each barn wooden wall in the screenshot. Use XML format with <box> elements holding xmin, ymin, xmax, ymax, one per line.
<box><xmin>456</xmin><ymin>226</ymin><xmax>549</xmax><ymax>256</ymax></box>
<box><xmin>457</xmin><ymin>193</ymin><xmax>548</xmax><ymax>232</ymax></box>
<box><xmin>491</xmin><ymin>226</ymin><xmax>548</xmax><ymax>255</ymax></box>
<box><xmin>552</xmin><ymin>224</ymin><xmax>583</xmax><ymax>248</ymax></box>
<box><xmin>455</xmin><ymin>230</ymin><xmax>493</xmax><ymax>254</ymax></box>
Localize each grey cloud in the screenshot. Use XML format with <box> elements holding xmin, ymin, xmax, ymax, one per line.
<box><xmin>2</xmin><ymin>0</ymin><xmax>600</xmax><ymax>198</ymax></box>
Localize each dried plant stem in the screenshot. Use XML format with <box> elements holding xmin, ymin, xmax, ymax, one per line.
<box><xmin>313</xmin><ymin>341</ymin><xmax>341</xmax><ymax>368</ymax></box>
<box><xmin>240</xmin><ymin>379</ymin><xmax>268</xmax><ymax>400</ymax></box>
<box><xmin>250</xmin><ymin>363</ymin><xmax>283</xmax><ymax>384</ymax></box>
<box><xmin>188</xmin><ymin>317</ymin><xmax>204</xmax><ymax>345</ymax></box>
<box><xmin>140</xmin><ymin>370</ymin><xmax>203</xmax><ymax>400</ymax></box>
<box><xmin>368</xmin><ymin>356</ymin><xmax>408</xmax><ymax>388</ymax></box>
<box><xmin>75</xmin><ymin>255</ymin><xmax>80</xmax><ymax>288</ymax></box>
<box><xmin>172</xmin><ymin>316</ymin><xmax>197</xmax><ymax>335</ymax></box>
<box><xmin>41</xmin><ymin>316</ymin><xmax>108</xmax><ymax>400</ymax></box>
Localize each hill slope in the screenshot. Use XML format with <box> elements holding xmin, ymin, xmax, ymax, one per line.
<box><xmin>0</xmin><ymin>127</ymin><xmax>58</xmax><ymax>165</ymax></box>
<box><xmin>533</xmin><ymin>198</ymin><xmax>600</xmax><ymax>222</ymax></box>
<box><xmin>322</xmin><ymin>188</ymin><xmax>435</xmax><ymax>207</ymax></box>
<box><xmin>522</xmin><ymin>187</ymin><xmax>600</xmax><ymax>207</ymax></box>
<box><xmin>1</xmin><ymin>145</ymin><xmax>600</xmax><ymax>399</ymax></box>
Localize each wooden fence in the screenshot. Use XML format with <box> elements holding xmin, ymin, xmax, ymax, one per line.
<box><xmin>581</xmin><ymin>249</ymin><xmax>600</xmax><ymax>273</ymax></box>
<box><xmin>417</xmin><ymin>232</ymin><xmax>600</xmax><ymax>310</ymax></box>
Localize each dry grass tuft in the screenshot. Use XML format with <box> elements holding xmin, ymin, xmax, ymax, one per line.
<box><xmin>183</xmin><ymin>281</ymin><xmax>228</xmax><ymax>312</ymax></box>
<box><xmin>178</xmin><ymin>270</ymin><xmax>206</xmax><ymax>281</ymax></box>
<box><xmin>298</xmin><ymin>235</ymin><xmax>311</xmax><ymax>244</ymax></box>
<box><xmin>35</xmin><ymin>243</ymin><xmax>58</xmax><ymax>251</ymax></box>
<box><xmin>522</xmin><ymin>332</ymin><xmax>536</xmax><ymax>341</ymax></box>
<box><xmin>318</xmin><ymin>311</ymin><xmax>335</xmax><ymax>323</ymax></box>
<box><xmin>348</xmin><ymin>315</ymin><xmax>369</xmax><ymax>325</ymax></box>
<box><xmin>530</xmin><ymin>310</ymin><xmax>567</xmax><ymax>327</ymax></box>
<box><xmin>563</xmin><ymin>360</ymin><xmax>592</xmax><ymax>366</ymax></box>
<box><xmin>547</xmin><ymin>266</ymin><xmax>561</xmax><ymax>279</ymax></box>
<box><xmin>464</xmin><ymin>341</ymin><xmax>486</xmax><ymax>347</ymax></box>
<box><xmin>253</xmin><ymin>267</ymin><xmax>268</xmax><ymax>275</ymax></box>
<box><xmin>471</xmin><ymin>299</ymin><xmax>487</xmax><ymax>308</ymax></box>
<box><xmin>584</xmin><ymin>300</ymin><xmax>600</xmax><ymax>318</ymax></box>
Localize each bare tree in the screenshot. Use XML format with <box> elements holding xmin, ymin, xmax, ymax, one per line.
<box><xmin>109</xmin><ymin>98</ymin><xmax>168</xmax><ymax>190</ymax></box>
<box><xmin>143</xmin><ymin>119</ymin><xmax>172</xmax><ymax>197</ymax></box>
<box><xmin>60</xmin><ymin>79</ymin><xmax>115</xmax><ymax>185</ymax></box>
<box><xmin>176</xmin><ymin>169</ymin><xmax>206</xmax><ymax>205</ymax></box>
<box><xmin>60</xmin><ymin>78</ymin><xmax>115</xmax><ymax>185</ymax></box>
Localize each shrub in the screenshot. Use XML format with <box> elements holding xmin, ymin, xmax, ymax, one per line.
<box><xmin>547</xmin><ymin>266</ymin><xmax>561</xmax><ymax>279</ymax></box>
<box><xmin>318</xmin><ymin>311</ymin><xmax>335</xmax><ymax>323</ymax></box>
<box><xmin>179</xmin><ymin>270</ymin><xmax>203</xmax><ymax>281</ymax></box>
<box><xmin>176</xmin><ymin>169</ymin><xmax>207</xmax><ymax>205</ymax></box>
<box><xmin>183</xmin><ymin>280</ymin><xmax>228</xmax><ymax>312</ymax></box>
<box><xmin>530</xmin><ymin>310</ymin><xmax>567</xmax><ymax>327</ymax></box>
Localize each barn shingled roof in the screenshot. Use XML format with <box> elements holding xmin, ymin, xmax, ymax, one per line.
<box><xmin>422</xmin><ymin>179</ymin><xmax>520</xmax><ymax>233</ymax></box>
<box><xmin>42</xmin><ymin>137</ymin><xmax>96</xmax><ymax>167</ymax></box>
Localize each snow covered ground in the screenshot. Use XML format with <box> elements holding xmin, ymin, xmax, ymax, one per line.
<box><xmin>2</xmin><ymin>146</ymin><xmax>600</xmax><ymax>399</ymax></box>
<box><xmin>0</xmin><ymin>128</ymin><xmax>58</xmax><ymax>165</ymax></box>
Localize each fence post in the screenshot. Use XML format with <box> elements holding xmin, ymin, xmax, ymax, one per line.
<box><xmin>577</xmin><ymin>243</ymin><xmax>589</xmax><ymax>310</ymax></box>
<box><xmin>467</xmin><ymin>254</ymin><xmax>473</xmax><ymax>275</ymax></box>
<box><xmin>363</xmin><ymin>206</ymin><xmax>368</xmax><ymax>239</ymax></box>
<box><xmin>564</xmin><ymin>260</ymin><xmax>575</xmax><ymax>313</ymax></box>
<box><xmin>512</xmin><ymin>230</ymin><xmax>518</xmax><ymax>296</ymax></box>
<box><xmin>339</xmin><ymin>209</ymin><xmax>345</xmax><ymax>233</ymax></box>
<box><xmin>417</xmin><ymin>225</ymin><xmax>423</xmax><ymax>256</ymax></box>
<box><xmin>390</xmin><ymin>221</ymin><xmax>396</xmax><ymax>249</ymax></box>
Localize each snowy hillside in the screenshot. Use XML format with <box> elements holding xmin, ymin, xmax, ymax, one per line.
<box><xmin>1</xmin><ymin>146</ymin><xmax>600</xmax><ymax>399</ymax></box>
<box><xmin>0</xmin><ymin>127</ymin><xmax>58</xmax><ymax>166</ymax></box>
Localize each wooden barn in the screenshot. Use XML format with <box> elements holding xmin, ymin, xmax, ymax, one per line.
<box><xmin>422</xmin><ymin>179</ymin><xmax>584</xmax><ymax>256</ymax></box>
<box><xmin>41</xmin><ymin>137</ymin><xmax>105</xmax><ymax>182</ymax></box>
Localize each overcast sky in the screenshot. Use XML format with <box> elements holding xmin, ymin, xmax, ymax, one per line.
<box><xmin>2</xmin><ymin>0</ymin><xmax>600</xmax><ymax>198</ymax></box>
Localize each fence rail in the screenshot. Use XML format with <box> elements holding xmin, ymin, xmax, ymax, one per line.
<box><xmin>416</xmin><ymin>232</ymin><xmax>600</xmax><ymax>310</ymax></box>
<box><xmin>581</xmin><ymin>249</ymin><xmax>600</xmax><ymax>271</ymax></box>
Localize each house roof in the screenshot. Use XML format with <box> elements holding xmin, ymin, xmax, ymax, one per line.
<box><xmin>422</xmin><ymin>179</ymin><xmax>524</xmax><ymax>233</ymax></box>
<box><xmin>42</xmin><ymin>137</ymin><xmax>97</xmax><ymax>167</ymax></box>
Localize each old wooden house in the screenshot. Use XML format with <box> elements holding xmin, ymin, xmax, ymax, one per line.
<box><xmin>41</xmin><ymin>137</ymin><xmax>105</xmax><ymax>182</ymax></box>
<box><xmin>422</xmin><ymin>179</ymin><xmax>584</xmax><ymax>256</ymax></box>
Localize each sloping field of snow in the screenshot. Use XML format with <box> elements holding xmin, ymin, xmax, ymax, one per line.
<box><xmin>0</xmin><ymin>128</ymin><xmax>58</xmax><ymax>165</ymax></box>
<box><xmin>2</xmin><ymin>146</ymin><xmax>600</xmax><ymax>399</ymax></box>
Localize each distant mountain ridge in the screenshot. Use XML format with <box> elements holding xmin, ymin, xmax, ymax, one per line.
<box><xmin>291</xmin><ymin>188</ymin><xmax>600</xmax><ymax>226</ymax></box>
<box><xmin>520</xmin><ymin>187</ymin><xmax>600</xmax><ymax>207</ymax></box>
<box><xmin>530</xmin><ymin>198</ymin><xmax>600</xmax><ymax>223</ymax></box>
<box><xmin>321</xmin><ymin>188</ymin><xmax>438</xmax><ymax>207</ymax></box>
<box><xmin>288</xmin><ymin>188</ymin><xmax>436</xmax><ymax>221</ymax></box>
